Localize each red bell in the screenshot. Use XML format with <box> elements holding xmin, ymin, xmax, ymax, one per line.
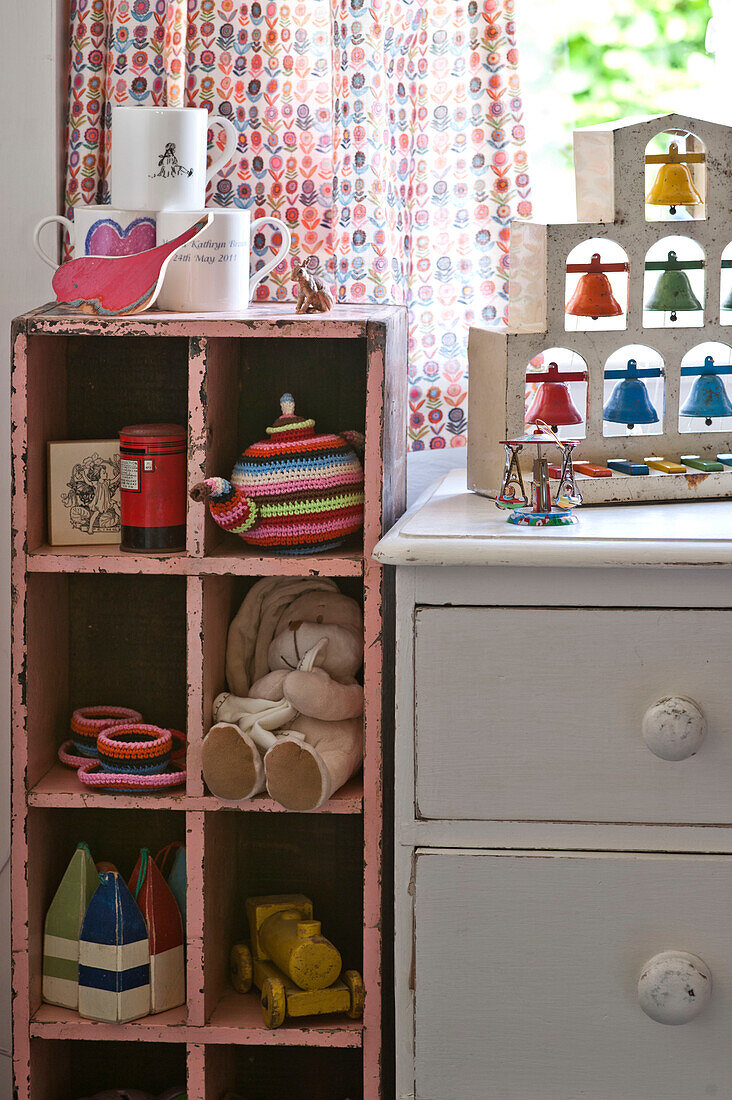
<box><xmin>525</xmin><ymin>364</ymin><xmax>584</xmax><ymax>432</ymax></box>
<box><xmin>566</xmin><ymin>253</ymin><xmax>624</xmax><ymax>320</ymax></box>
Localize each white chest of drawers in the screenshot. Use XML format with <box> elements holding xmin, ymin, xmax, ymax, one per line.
<box><xmin>374</xmin><ymin>471</ymin><xmax>732</xmax><ymax>1100</ymax></box>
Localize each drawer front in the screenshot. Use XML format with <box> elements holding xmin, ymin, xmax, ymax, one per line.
<box><xmin>414</xmin><ymin>607</ymin><xmax>732</xmax><ymax>823</ymax></box>
<box><xmin>414</xmin><ymin>849</ymin><xmax>732</xmax><ymax>1100</ymax></box>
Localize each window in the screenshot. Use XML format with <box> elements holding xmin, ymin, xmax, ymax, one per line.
<box><xmin>521</xmin><ymin>0</ymin><xmax>715</xmax><ymax>222</ymax></box>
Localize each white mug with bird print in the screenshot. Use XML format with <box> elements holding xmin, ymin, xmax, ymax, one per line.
<box><xmin>110</xmin><ymin>106</ymin><xmax>237</xmax><ymax>211</ymax></box>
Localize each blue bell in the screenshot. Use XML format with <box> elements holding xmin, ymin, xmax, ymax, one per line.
<box><xmin>603</xmin><ymin>359</ymin><xmax>660</xmax><ymax>430</ymax></box>
<box><xmin>680</xmin><ymin>356</ymin><xmax>732</xmax><ymax>425</ymax></box>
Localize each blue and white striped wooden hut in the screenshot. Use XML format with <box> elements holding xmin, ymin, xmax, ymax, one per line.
<box><xmin>78</xmin><ymin>870</ymin><xmax>150</xmax><ymax>1023</ymax></box>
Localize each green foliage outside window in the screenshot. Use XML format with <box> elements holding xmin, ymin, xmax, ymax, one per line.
<box><xmin>561</xmin><ymin>0</ymin><xmax>712</xmax><ymax>129</ymax></box>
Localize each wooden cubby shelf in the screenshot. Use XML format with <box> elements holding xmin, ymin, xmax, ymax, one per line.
<box><xmin>205</xmin><ymin>992</ymin><xmax>363</xmax><ymax>1046</ymax></box>
<box><xmin>11</xmin><ymin>304</ymin><xmax>407</xmax><ymax>1100</ymax></box>
<box><xmin>30</xmin><ymin>1000</ymin><xmax>362</xmax><ymax>1047</ymax></box>
<box><xmin>28</xmin><ymin>769</ymin><xmax>364</xmax><ymax>813</ymax></box>
<box><xmin>26</xmin><ymin>542</ymin><xmax>365</xmax><ymax>577</ymax></box>
<box><xmin>30</xmin><ymin>1004</ymin><xmax>190</xmax><ymax>1041</ymax></box>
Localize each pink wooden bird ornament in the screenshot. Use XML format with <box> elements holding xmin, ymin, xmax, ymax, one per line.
<box><xmin>52</xmin><ymin>213</ymin><xmax>213</xmax><ymax>316</ymax></box>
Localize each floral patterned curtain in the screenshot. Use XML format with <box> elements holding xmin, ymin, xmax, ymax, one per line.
<box><xmin>65</xmin><ymin>0</ymin><xmax>531</xmax><ymax>451</ymax></box>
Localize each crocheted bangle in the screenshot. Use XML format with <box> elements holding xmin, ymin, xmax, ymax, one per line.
<box><xmin>70</xmin><ymin>705</ymin><xmax>143</xmax><ymax>757</ymax></box>
<box><xmin>97</xmin><ymin>724</ymin><xmax>172</xmax><ymax>776</ymax></box>
<box><xmin>60</xmin><ymin>729</ymin><xmax>185</xmax><ymax>772</ymax></box>
<box><xmin>58</xmin><ymin>740</ymin><xmax>94</xmax><ymax>769</ymax></box>
<box><xmin>77</xmin><ymin>759</ymin><xmax>186</xmax><ymax>791</ymax></box>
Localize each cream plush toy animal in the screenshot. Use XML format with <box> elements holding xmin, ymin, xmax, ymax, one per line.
<box><xmin>202</xmin><ymin>577</ymin><xmax>364</xmax><ymax>811</ymax></box>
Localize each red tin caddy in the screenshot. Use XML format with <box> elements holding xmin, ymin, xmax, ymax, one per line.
<box><xmin>119</xmin><ymin>423</ymin><xmax>187</xmax><ymax>552</ymax></box>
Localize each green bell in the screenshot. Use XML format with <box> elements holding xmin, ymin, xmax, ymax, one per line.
<box><xmin>722</xmin><ymin>285</ymin><xmax>732</xmax><ymax>311</ymax></box>
<box><xmin>645</xmin><ymin>251</ymin><xmax>702</xmax><ymax>321</ymax></box>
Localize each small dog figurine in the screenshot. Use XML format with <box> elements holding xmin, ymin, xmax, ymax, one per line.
<box><xmin>294</xmin><ymin>263</ymin><xmax>333</xmax><ymax>314</ymax></box>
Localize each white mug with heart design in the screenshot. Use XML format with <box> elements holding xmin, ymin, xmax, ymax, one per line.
<box><xmin>33</xmin><ymin>205</ymin><xmax>157</xmax><ymax>269</ymax></box>
<box><xmin>111</xmin><ymin>106</ymin><xmax>238</xmax><ymax>212</ymax></box>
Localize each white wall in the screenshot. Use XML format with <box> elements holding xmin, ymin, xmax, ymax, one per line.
<box><xmin>3</xmin><ymin>0</ymin><xmax>65</xmax><ymax>1089</ymax></box>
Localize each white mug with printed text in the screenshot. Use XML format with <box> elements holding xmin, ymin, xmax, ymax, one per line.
<box><xmin>33</xmin><ymin>205</ymin><xmax>157</xmax><ymax>269</ymax></box>
<box><xmin>111</xmin><ymin>106</ymin><xmax>238</xmax><ymax>211</ymax></box>
<box><xmin>156</xmin><ymin>209</ymin><xmax>292</xmax><ymax>311</ymax></box>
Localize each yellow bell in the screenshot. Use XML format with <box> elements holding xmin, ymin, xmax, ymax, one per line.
<box><xmin>646</xmin><ymin>142</ymin><xmax>702</xmax><ymax>215</ymax></box>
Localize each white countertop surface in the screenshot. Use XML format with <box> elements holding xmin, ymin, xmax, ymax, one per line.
<box><xmin>374</xmin><ymin>469</ymin><xmax>732</xmax><ymax>568</ymax></box>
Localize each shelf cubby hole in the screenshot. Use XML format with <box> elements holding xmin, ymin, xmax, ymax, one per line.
<box><xmin>25</xmin><ymin>573</ymin><xmax>187</xmax><ymax>796</ymax></box>
<box><xmin>203</xmin><ymin>810</ymin><xmax>364</xmax><ymax>1026</ymax></box>
<box><xmin>24</xmin><ymin>333</ymin><xmax>189</xmax><ymax>553</ymax></box>
<box><xmin>200</xmin><ymin>336</ymin><xmax>367</xmax><ymax>558</ymax></box>
<box><xmin>200</xmin><ymin>574</ymin><xmax>364</xmax><ymax>802</ymax></box>
<box><xmin>29</xmin><ymin>1039</ymin><xmax>187</xmax><ymax>1100</ymax></box>
<box><xmin>204</xmin><ymin>1044</ymin><xmax>363</xmax><ymax>1100</ymax></box>
<box><xmin>27</xmin><ymin>808</ymin><xmax>186</xmax><ymax>1026</ymax></box>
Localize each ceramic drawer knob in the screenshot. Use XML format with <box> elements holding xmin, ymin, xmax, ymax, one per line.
<box><xmin>638</xmin><ymin>950</ymin><xmax>712</xmax><ymax>1024</ymax></box>
<box><xmin>642</xmin><ymin>695</ymin><xmax>707</xmax><ymax>760</ymax></box>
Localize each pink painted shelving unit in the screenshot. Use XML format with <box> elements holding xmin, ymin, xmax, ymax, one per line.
<box><xmin>10</xmin><ymin>303</ymin><xmax>407</xmax><ymax>1100</ymax></box>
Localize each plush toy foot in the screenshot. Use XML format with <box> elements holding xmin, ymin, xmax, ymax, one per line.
<box><xmin>265</xmin><ymin>736</ymin><xmax>330</xmax><ymax>811</ymax></box>
<box><xmin>202</xmin><ymin>722</ymin><xmax>265</xmax><ymax>801</ymax></box>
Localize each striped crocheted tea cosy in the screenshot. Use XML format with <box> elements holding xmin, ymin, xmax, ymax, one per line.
<box><xmin>190</xmin><ymin>394</ymin><xmax>365</xmax><ymax>554</ymax></box>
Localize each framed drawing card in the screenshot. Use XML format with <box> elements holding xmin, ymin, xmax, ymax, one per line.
<box><xmin>48</xmin><ymin>440</ymin><xmax>121</xmax><ymax>545</ymax></box>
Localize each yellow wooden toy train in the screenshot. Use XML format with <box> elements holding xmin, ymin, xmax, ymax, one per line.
<box><xmin>230</xmin><ymin>894</ymin><xmax>365</xmax><ymax>1028</ymax></box>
